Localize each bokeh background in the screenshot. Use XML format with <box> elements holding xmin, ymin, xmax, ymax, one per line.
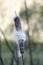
<box><xmin>0</xmin><ymin>0</ymin><xmax>43</xmax><ymax>65</ymax></box>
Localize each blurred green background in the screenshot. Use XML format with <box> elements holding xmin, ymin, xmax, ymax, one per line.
<box><xmin>0</xmin><ymin>0</ymin><xmax>43</xmax><ymax>65</ymax></box>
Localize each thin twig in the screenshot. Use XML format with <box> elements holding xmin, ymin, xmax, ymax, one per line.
<box><xmin>0</xmin><ymin>37</ymin><xmax>4</xmax><ymax>65</ymax></box>
<box><xmin>24</xmin><ymin>0</ymin><xmax>33</xmax><ymax>65</ymax></box>
<box><xmin>0</xmin><ymin>29</ymin><xmax>19</xmax><ymax>65</ymax></box>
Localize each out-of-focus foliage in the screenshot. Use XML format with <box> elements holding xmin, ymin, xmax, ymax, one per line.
<box><xmin>19</xmin><ymin>1</ymin><xmax>43</xmax><ymax>42</ymax></box>
<box><xmin>0</xmin><ymin>0</ymin><xmax>43</xmax><ymax>42</ymax></box>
